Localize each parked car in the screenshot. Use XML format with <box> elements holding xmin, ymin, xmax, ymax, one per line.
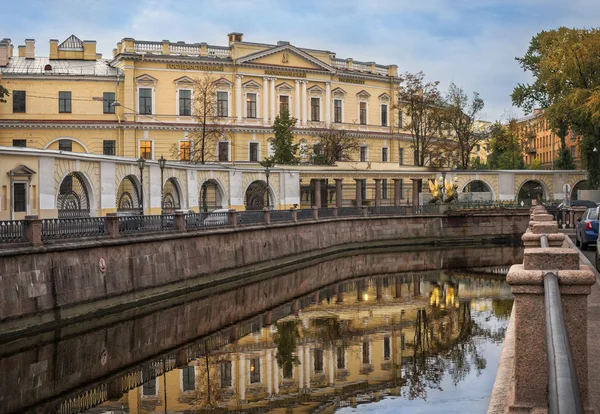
<box><xmin>203</xmin><ymin>208</ymin><xmax>230</xmax><ymax>226</ymax></box>
<box><xmin>107</xmin><ymin>211</ymin><xmax>143</xmax><ymax>232</ymax></box>
<box><xmin>575</xmin><ymin>207</ymin><xmax>599</xmax><ymax>250</ymax></box>
<box><xmin>596</xmin><ymin>235</ymin><xmax>600</xmax><ymax>271</ymax></box>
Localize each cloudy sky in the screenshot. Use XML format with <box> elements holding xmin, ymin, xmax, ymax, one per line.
<box><xmin>4</xmin><ymin>0</ymin><xmax>599</xmax><ymax>121</ymax></box>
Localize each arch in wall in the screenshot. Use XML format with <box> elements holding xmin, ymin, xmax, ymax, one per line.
<box><xmin>43</xmin><ymin>137</ymin><xmax>92</xmax><ymax>153</ymax></box>
<box><xmin>244</xmin><ymin>180</ymin><xmax>276</xmax><ymax>210</ymax></box>
<box><xmin>162</xmin><ymin>177</ymin><xmax>182</xmax><ymax>213</ymax></box>
<box><xmin>517</xmin><ymin>180</ymin><xmax>549</xmax><ymax>206</ymax></box>
<box><xmin>56</xmin><ymin>171</ymin><xmax>94</xmax><ymax>217</ymax></box>
<box><xmin>571</xmin><ymin>180</ymin><xmax>589</xmax><ymax>201</ymax></box>
<box><xmin>199</xmin><ymin>179</ymin><xmax>226</xmax><ymax>212</ymax></box>
<box><xmin>461</xmin><ymin>179</ymin><xmax>495</xmax><ymax>200</ymax></box>
<box><xmin>116</xmin><ymin>175</ymin><xmax>142</xmax><ymax>212</ymax></box>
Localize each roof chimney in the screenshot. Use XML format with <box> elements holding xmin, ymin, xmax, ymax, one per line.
<box><xmin>0</xmin><ymin>39</ymin><xmax>10</xmax><ymax>67</ymax></box>
<box><xmin>18</xmin><ymin>45</ymin><xmax>25</xmax><ymax>57</ymax></box>
<box><xmin>25</xmin><ymin>39</ymin><xmax>34</xmax><ymax>59</ymax></box>
<box><xmin>227</xmin><ymin>32</ymin><xmax>243</xmax><ymax>46</ymax></box>
<box><xmin>83</xmin><ymin>40</ymin><xmax>96</xmax><ymax>60</ymax></box>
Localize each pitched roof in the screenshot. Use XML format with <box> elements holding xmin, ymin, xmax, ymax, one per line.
<box><xmin>59</xmin><ymin>35</ymin><xmax>84</xmax><ymax>50</ymax></box>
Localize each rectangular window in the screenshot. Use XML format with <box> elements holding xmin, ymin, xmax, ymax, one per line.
<box><xmin>103</xmin><ymin>140</ymin><xmax>116</xmax><ymax>156</ymax></box>
<box><xmin>360</xmin><ymin>146</ymin><xmax>367</xmax><ymax>162</ymax></box>
<box><xmin>218</xmin><ymin>141</ymin><xmax>229</xmax><ymax>162</ymax></box>
<box><xmin>311</xmin><ymin>97</ymin><xmax>320</xmax><ymax>121</ymax></box>
<box><xmin>398</xmin><ymin>110</ymin><xmax>403</xmax><ymax>128</ymax></box>
<box><xmin>381</xmin><ymin>104</ymin><xmax>388</xmax><ymax>126</ymax></box>
<box><xmin>182</xmin><ymin>366</ymin><xmax>195</xmax><ymax>392</ymax></box>
<box><xmin>180</xmin><ymin>141</ymin><xmax>191</xmax><ymax>161</ymax></box>
<box><xmin>13</xmin><ymin>183</ymin><xmax>26</xmax><ymax>213</ymax></box>
<box><xmin>220</xmin><ymin>361</ymin><xmax>232</xmax><ymax>388</ymax></box>
<box><xmin>142</xmin><ymin>378</ymin><xmax>156</xmax><ymax>396</ymax></box>
<box><xmin>279</xmin><ymin>95</ymin><xmax>289</xmax><ymax>114</ymax></box>
<box><xmin>103</xmin><ymin>92</ymin><xmax>115</xmax><ymax>114</ymax></box>
<box><xmin>249</xmin><ymin>142</ymin><xmax>259</xmax><ymax>162</ymax></box>
<box><xmin>13</xmin><ymin>90</ymin><xmax>26</xmax><ymax>113</ymax></box>
<box><xmin>399</xmin><ymin>148</ymin><xmax>405</xmax><ymax>165</ymax></box>
<box><xmin>249</xmin><ymin>358</ymin><xmax>260</xmax><ymax>383</ymax></box>
<box><xmin>399</xmin><ymin>179</ymin><xmax>404</xmax><ymax>199</ymax></box>
<box><xmin>246</xmin><ymin>93</ymin><xmax>257</xmax><ymax>118</ymax></box>
<box><xmin>139</xmin><ymin>88</ymin><xmax>152</xmax><ymax>115</ymax></box>
<box><xmin>336</xmin><ymin>346</ymin><xmax>345</xmax><ymax>369</ymax></box>
<box><xmin>381</xmin><ymin>147</ymin><xmax>388</xmax><ymax>162</ymax></box>
<box><xmin>382</xmin><ymin>179</ymin><xmax>388</xmax><ymax>199</ymax></box>
<box><xmin>59</xmin><ymin>91</ymin><xmax>71</xmax><ymax>113</ymax></box>
<box><xmin>383</xmin><ymin>337</ymin><xmax>391</xmax><ymax>360</ymax></box>
<box><xmin>359</xmin><ymin>102</ymin><xmax>367</xmax><ymax>125</ymax></box>
<box><xmin>334</xmin><ymin>99</ymin><xmax>342</xmax><ymax>123</ymax></box>
<box><xmin>362</xmin><ymin>341</ymin><xmax>370</xmax><ymax>364</ymax></box>
<box><xmin>179</xmin><ymin>89</ymin><xmax>191</xmax><ymax>116</ymax></box>
<box><xmin>58</xmin><ymin>139</ymin><xmax>72</xmax><ymax>152</ymax></box>
<box><xmin>139</xmin><ymin>140</ymin><xmax>152</xmax><ymax>160</ymax></box>
<box><xmin>313</xmin><ymin>349</ymin><xmax>324</xmax><ymax>373</ymax></box>
<box><xmin>12</xmin><ymin>139</ymin><xmax>26</xmax><ymax>147</ymax></box>
<box><xmin>217</xmin><ymin>91</ymin><xmax>228</xmax><ymax>117</ymax></box>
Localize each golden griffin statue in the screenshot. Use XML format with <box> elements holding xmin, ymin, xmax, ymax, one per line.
<box><xmin>429</xmin><ymin>177</ymin><xmax>459</xmax><ymax>204</ymax></box>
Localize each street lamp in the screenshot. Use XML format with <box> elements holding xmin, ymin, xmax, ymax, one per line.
<box><xmin>137</xmin><ymin>157</ymin><xmax>146</xmax><ymax>215</ymax></box>
<box><xmin>158</xmin><ymin>155</ymin><xmax>167</xmax><ymax>214</ymax></box>
<box><xmin>265</xmin><ymin>166</ymin><xmax>271</xmax><ymax>209</ymax></box>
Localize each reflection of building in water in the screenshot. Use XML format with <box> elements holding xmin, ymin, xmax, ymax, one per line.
<box><xmin>92</xmin><ymin>273</ymin><xmax>510</xmax><ymax>413</ymax></box>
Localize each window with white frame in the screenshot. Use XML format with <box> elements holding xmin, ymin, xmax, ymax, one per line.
<box><xmin>267</xmin><ymin>138</ymin><xmax>275</xmax><ymax>157</ymax></box>
<box><xmin>359</xmin><ymin>102</ymin><xmax>367</xmax><ymax>125</ymax></box>
<box><xmin>139</xmin><ymin>88</ymin><xmax>152</xmax><ymax>115</ymax></box>
<box><xmin>217</xmin><ymin>91</ymin><xmax>228</xmax><ymax>117</ymax></box>
<box><xmin>12</xmin><ymin>182</ymin><xmax>27</xmax><ymax>213</ymax></box>
<box><xmin>139</xmin><ymin>140</ymin><xmax>153</xmax><ymax>160</ymax></box>
<box><xmin>249</xmin><ymin>142</ymin><xmax>259</xmax><ymax>162</ymax></box>
<box><xmin>218</xmin><ymin>141</ymin><xmax>229</xmax><ymax>162</ymax></box>
<box><xmin>336</xmin><ymin>346</ymin><xmax>346</xmax><ymax>369</ymax></box>
<box><xmin>334</xmin><ymin>99</ymin><xmax>343</xmax><ymax>123</ymax></box>
<box><xmin>179</xmin><ymin>141</ymin><xmax>191</xmax><ymax>161</ymax></box>
<box><xmin>381</xmin><ymin>147</ymin><xmax>388</xmax><ymax>162</ymax></box>
<box><xmin>179</xmin><ymin>89</ymin><xmax>192</xmax><ymax>116</ymax></box>
<box><xmin>313</xmin><ymin>349</ymin><xmax>324</xmax><ymax>373</ymax></box>
<box><xmin>311</xmin><ymin>97</ymin><xmax>320</xmax><ymax>121</ymax></box>
<box><xmin>249</xmin><ymin>358</ymin><xmax>260</xmax><ymax>383</ymax></box>
<box><xmin>246</xmin><ymin>93</ymin><xmax>257</xmax><ymax>118</ymax></box>
<box><xmin>381</xmin><ymin>104</ymin><xmax>388</xmax><ymax>126</ymax></box>
<box><xmin>279</xmin><ymin>95</ymin><xmax>290</xmax><ymax>114</ymax></box>
<box><xmin>383</xmin><ymin>337</ymin><xmax>391</xmax><ymax>360</ymax></box>
<box><xmin>399</xmin><ymin>148</ymin><xmax>405</xmax><ymax>165</ymax></box>
<box><xmin>359</xmin><ymin>146</ymin><xmax>367</xmax><ymax>162</ymax></box>
<box><xmin>398</xmin><ymin>110</ymin><xmax>403</xmax><ymax>128</ymax></box>
<box><xmin>182</xmin><ymin>366</ymin><xmax>195</xmax><ymax>391</ymax></box>
<box><xmin>220</xmin><ymin>361</ymin><xmax>232</xmax><ymax>388</ymax></box>
<box><xmin>362</xmin><ymin>341</ymin><xmax>370</xmax><ymax>364</ymax></box>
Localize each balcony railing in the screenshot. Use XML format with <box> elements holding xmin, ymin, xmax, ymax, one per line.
<box><xmin>0</xmin><ymin>203</ymin><xmax>529</xmax><ymax>247</ymax></box>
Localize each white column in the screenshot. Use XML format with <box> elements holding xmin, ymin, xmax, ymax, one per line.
<box><xmin>328</xmin><ymin>348</ymin><xmax>334</xmax><ymax>385</ymax></box>
<box><xmin>263</xmin><ymin>77</ymin><xmax>269</xmax><ymax>125</ymax></box>
<box><xmin>297</xmin><ymin>345</ymin><xmax>304</xmax><ymax>390</ymax></box>
<box><xmin>301</xmin><ymin>81</ymin><xmax>307</xmax><ymax>126</ymax></box>
<box><xmin>304</xmin><ymin>346</ymin><xmax>311</xmax><ymax>389</ymax></box>
<box><xmin>266</xmin><ymin>350</ymin><xmax>272</xmax><ymax>395</ymax></box>
<box><xmin>295</xmin><ymin>80</ymin><xmax>301</xmax><ymax>121</ymax></box>
<box><xmin>325</xmin><ymin>82</ymin><xmax>331</xmax><ymax>126</ymax></box>
<box><xmin>239</xmin><ymin>355</ymin><xmax>246</xmax><ymax>402</ymax></box>
<box><xmin>270</xmin><ymin>78</ymin><xmax>276</xmax><ymax>122</ymax></box>
<box><xmin>235</xmin><ymin>74</ymin><xmax>243</xmax><ymax>122</ymax></box>
<box><xmin>273</xmin><ymin>357</ymin><xmax>280</xmax><ymax>394</ymax></box>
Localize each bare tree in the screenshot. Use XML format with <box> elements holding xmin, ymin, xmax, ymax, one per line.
<box><xmin>312</xmin><ymin>127</ymin><xmax>361</xmax><ymax>165</ymax></box>
<box><xmin>172</xmin><ymin>73</ymin><xmax>232</xmax><ymax>164</ymax></box>
<box><xmin>443</xmin><ymin>83</ymin><xmax>487</xmax><ymax>169</ymax></box>
<box><xmin>397</xmin><ymin>71</ymin><xmax>446</xmax><ymax>166</ymax></box>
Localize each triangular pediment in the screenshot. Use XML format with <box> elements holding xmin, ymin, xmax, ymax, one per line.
<box><xmin>236</xmin><ymin>44</ymin><xmax>335</xmax><ymax>72</ymax></box>
<box><xmin>242</xmin><ymin>80</ymin><xmax>261</xmax><ymax>89</ymax></box>
<box><xmin>59</xmin><ymin>35</ymin><xmax>84</xmax><ymax>50</ymax></box>
<box><xmin>136</xmin><ymin>74</ymin><xmax>158</xmax><ymax>83</ymax></box>
<box><xmin>332</xmin><ymin>87</ymin><xmax>346</xmax><ymax>97</ymax></box>
<box><xmin>276</xmin><ymin>82</ymin><xmax>293</xmax><ymax>91</ymax></box>
<box><xmin>213</xmin><ymin>77</ymin><xmax>233</xmax><ymax>88</ymax></box>
<box><xmin>8</xmin><ymin>165</ymin><xmax>36</xmax><ymax>176</ymax></box>
<box><xmin>357</xmin><ymin>90</ymin><xmax>371</xmax><ymax>99</ymax></box>
<box><xmin>307</xmin><ymin>85</ymin><xmax>325</xmax><ymax>94</ymax></box>
<box><xmin>379</xmin><ymin>93</ymin><xmax>391</xmax><ymax>101</ymax></box>
<box><xmin>173</xmin><ymin>76</ymin><xmax>195</xmax><ymax>84</ymax></box>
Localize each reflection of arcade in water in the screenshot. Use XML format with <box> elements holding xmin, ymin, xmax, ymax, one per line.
<box><xmin>83</xmin><ymin>271</ymin><xmax>511</xmax><ymax>413</ymax></box>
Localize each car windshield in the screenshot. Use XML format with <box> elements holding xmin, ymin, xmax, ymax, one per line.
<box><xmin>589</xmin><ymin>208</ymin><xmax>599</xmax><ymax>220</ymax></box>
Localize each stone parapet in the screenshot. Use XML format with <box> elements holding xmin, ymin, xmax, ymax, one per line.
<box><xmin>521</xmin><ymin>232</ymin><xmax>565</xmax><ymax>248</ymax></box>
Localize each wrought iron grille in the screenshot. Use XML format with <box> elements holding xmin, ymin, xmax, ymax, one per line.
<box><xmin>0</xmin><ymin>220</ymin><xmax>27</xmax><ymax>243</ymax></box>
<box><xmin>42</xmin><ymin>217</ymin><xmax>107</xmax><ymax>240</ymax></box>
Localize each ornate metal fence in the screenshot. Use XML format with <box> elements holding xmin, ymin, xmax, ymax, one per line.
<box><xmin>42</xmin><ymin>217</ymin><xmax>107</xmax><ymax>240</ymax></box>
<box><xmin>318</xmin><ymin>208</ymin><xmax>336</xmax><ymax>218</ymax></box>
<box><xmin>185</xmin><ymin>211</ymin><xmax>229</xmax><ymax>230</ymax></box>
<box><xmin>271</xmin><ymin>210</ymin><xmax>293</xmax><ymax>222</ymax></box>
<box><xmin>0</xmin><ymin>220</ymin><xmax>27</xmax><ymax>243</ymax></box>
<box><xmin>296</xmin><ymin>209</ymin><xmax>315</xmax><ymax>221</ymax></box>
<box><xmin>117</xmin><ymin>214</ymin><xmax>177</xmax><ymax>235</ymax></box>
<box><xmin>238</xmin><ymin>210</ymin><xmax>265</xmax><ymax>225</ymax></box>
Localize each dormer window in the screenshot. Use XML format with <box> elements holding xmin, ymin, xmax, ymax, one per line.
<box><xmin>44</xmin><ymin>64</ymin><xmax>52</xmax><ymax>71</ymax></box>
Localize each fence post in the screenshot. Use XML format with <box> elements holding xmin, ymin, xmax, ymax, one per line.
<box><xmin>175</xmin><ymin>211</ymin><xmax>186</xmax><ymax>232</ymax></box>
<box><xmin>228</xmin><ymin>209</ymin><xmax>238</xmax><ymax>227</ymax></box>
<box><xmin>332</xmin><ymin>206</ymin><xmax>338</xmax><ymax>217</ymax></box>
<box><xmin>263</xmin><ymin>207</ymin><xmax>271</xmax><ymax>225</ymax></box>
<box><xmin>290</xmin><ymin>207</ymin><xmax>298</xmax><ymax>222</ymax></box>
<box><xmin>106</xmin><ymin>213</ymin><xmax>119</xmax><ymax>238</ymax></box>
<box><xmin>361</xmin><ymin>206</ymin><xmax>369</xmax><ymax>217</ymax></box>
<box><xmin>25</xmin><ymin>215</ymin><xmax>43</xmax><ymax>247</ymax></box>
<box><xmin>312</xmin><ymin>206</ymin><xmax>319</xmax><ymax>220</ymax></box>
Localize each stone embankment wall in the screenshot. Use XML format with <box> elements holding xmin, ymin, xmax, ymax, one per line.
<box><xmin>0</xmin><ymin>213</ymin><xmax>528</xmax><ymax>337</ymax></box>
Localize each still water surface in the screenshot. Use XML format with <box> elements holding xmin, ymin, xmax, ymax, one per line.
<box><xmin>0</xmin><ymin>247</ymin><xmax>517</xmax><ymax>414</ymax></box>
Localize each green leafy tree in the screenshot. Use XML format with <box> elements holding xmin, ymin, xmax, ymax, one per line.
<box><xmin>529</xmin><ymin>157</ymin><xmax>542</xmax><ymax>170</ymax></box>
<box><xmin>0</xmin><ymin>84</ymin><xmax>8</xmax><ymax>103</ymax></box>
<box><xmin>266</xmin><ymin>109</ymin><xmax>299</xmax><ymax>165</ymax></box>
<box><xmin>487</xmin><ymin>121</ymin><xmax>525</xmax><ymax>170</ymax></box>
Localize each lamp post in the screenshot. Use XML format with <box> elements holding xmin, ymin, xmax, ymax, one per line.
<box><xmin>137</xmin><ymin>157</ymin><xmax>146</xmax><ymax>215</ymax></box>
<box><xmin>265</xmin><ymin>166</ymin><xmax>271</xmax><ymax>209</ymax></box>
<box><xmin>158</xmin><ymin>155</ymin><xmax>167</xmax><ymax>214</ymax></box>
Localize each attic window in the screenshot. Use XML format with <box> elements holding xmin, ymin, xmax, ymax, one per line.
<box><xmin>44</xmin><ymin>64</ymin><xmax>52</xmax><ymax>71</ymax></box>
<box><xmin>235</xmin><ymin>34</ymin><xmax>242</xmax><ymax>42</ymax></box>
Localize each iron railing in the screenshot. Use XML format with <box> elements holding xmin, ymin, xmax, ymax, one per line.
<box><xmin>0</xmin><ymin>220</ymin><xmax>27</xmax><ymax>243</ymax></box>
<box><xmin>42</xmin><ymin>217</ymin><xmax>107</xmax><ymax>240</ymax></box>
<box><xmin>271</xmin><ymin>210</ymin><xmax>292</xmax><ymax>222</ymax></box>
<box><xmin>337</xmin><ymin>207</ymin><xmax>364</xmax><ymax>217</ymax></box>
<box><xmin>297</xmin><ymin>209</ymin><xmax>316</xmax><ymax>221</ymax></box>
<box><xmin>238</xmin><ymin>210</ymin><xmax>264</xmax><ymax>225</ymax></box>
<box><xmin>185</xmin><ymin>212</ymin><xmax>229</xmax><ymax>230</ymax></box>
<box><xmin>318</xmin><ymin>208</ymin><xmax>336</xmax><ymax>218</ymax></box>
<box><xmin>118</xmin><ymin>214</ymin><xmax>177</xmax><ymax>235</ymax></box>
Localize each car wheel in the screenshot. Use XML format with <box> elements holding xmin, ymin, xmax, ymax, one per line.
<box><xmin>582</xmin><ymin>239</ymin><xmax>589</xmax><ymax>250</ymax></box>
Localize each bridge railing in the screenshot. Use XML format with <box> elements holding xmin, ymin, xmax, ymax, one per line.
<box><xmin>0</xmin><ymin>203</ymin><xmax>528</xmax><ymax>247</ymax></box>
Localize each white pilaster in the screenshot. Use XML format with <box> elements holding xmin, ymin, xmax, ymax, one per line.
<box><xmin>328</xmin><ymin>348</ymin><xmax>334</xmax><ymax>385</ymax></box>
<box><xmin>304</xmin><ymin>345</ymin><xmax>311</xmax><ymax>389</ymax></box>
<box><xmin>235</xmin><ymin>74</ymin><xmax>243</xmax><ymax>122</ymax></box>
<box><xmin>263</xmin><ymin>77</ymin><xmax>269</xmax><ymax>125</ymax></box>
<box><xmin>297</xmin><ymin>345</ymin><xmax>304</xmax><ymax>390</ymax></box>
<box><xmin>239</xmin><ymin>355</ymin><xmax>246</xmax><ymax>402</ymax></box>
<box><xmin>266</xmin><ymin>349</ymin><xmax>272</xmax><ymax>395</ymax></box>
<box><xmin>100</xmin><ymin>161</ymin><xmax>116</xmax><ymax>210</ymax></box>
<box><xmin>325</xmin><ymin>82</ymin><xmax>331</xmax><ymax>126</ymax></box>
<box><xmin>39</xmin><ymin>157</ymin><xmax>56</xmax><ymax>210</ymax></box>
<box><xmin>295</xmin><ymin>80</ymin><xmax>301</xmax><ymax>121</ymax></box>
<box><xmin>301</xmin><ymin>81</ymin><xmax>307</xmax><ymax>126</ymax></box>
<box><xmin>273</xmin><ymin>357</ymin><xmax>279</xmax><ymax>394</ymax></box>
<box><xmin>270</xmin><ymin>78</ymin><xmax>276</xmax><ymax>122</ymax></box>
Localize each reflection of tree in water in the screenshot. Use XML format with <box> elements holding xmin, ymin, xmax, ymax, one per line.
<box><xmin>273</xmin><ymin>321</ymin><xmax>301</xmax><ymax>377</ymax></box>
<box><xmin>492</xmin><ymin>299</ymin><xmax>514</xmax><ymax>320</ymax></box>
<box><xmin>402</xmin><ymin>300</ymin><xmax>509</xmax><ymax>400</ymax></box>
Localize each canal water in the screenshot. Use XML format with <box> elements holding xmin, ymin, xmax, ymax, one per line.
<box><xmin>0</xmin><ymin>245</ymin><xmax>520</xmax><ymax>414</ymax></box>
